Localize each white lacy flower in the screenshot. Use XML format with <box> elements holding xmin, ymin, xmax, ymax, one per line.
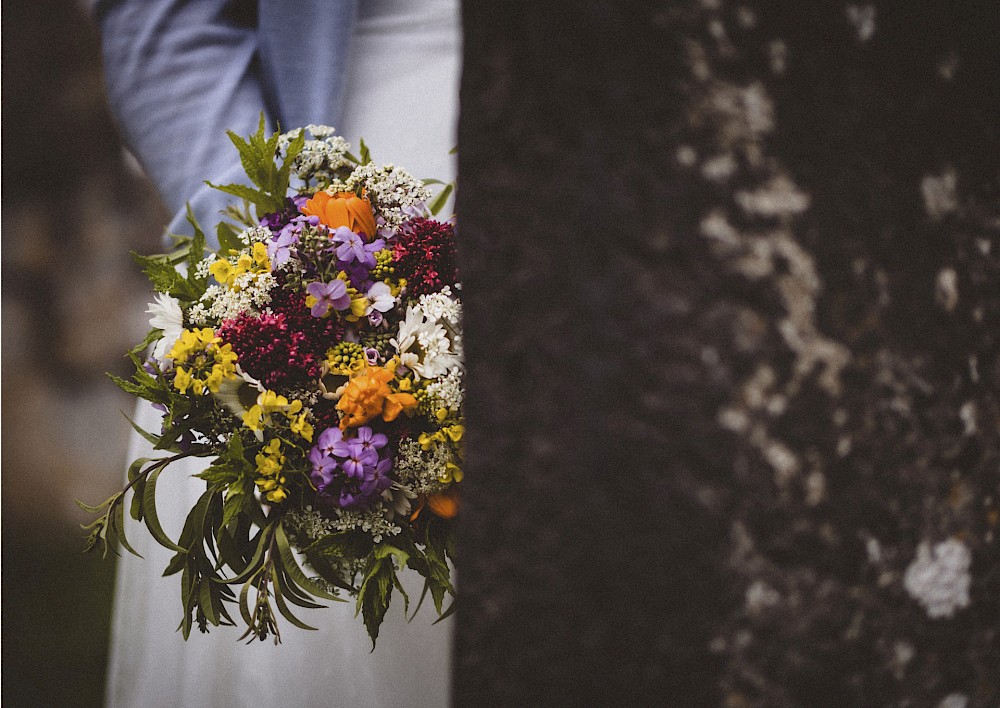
<box><xmin>391</xmin><ymin>304</ymin><xmax>461</xmax><ymax>380</ymax></box>
<box><xmin>393</xmin><ymin>438</ymin><xmax>450</xmax><ymax>495</ymax></box>
<box><xmin>424</xmin><ymin>367</ymin><xmax>464</xmax><ymax>412</ymax></box>
<box><xmin>187</xmin><ymin>272</ymin><xmax>276</xmax><ymax>326</ymax></box>
<box><xmin>146</xmin><ymin>292</ymin><xmax>184</xmax><ymax>358</ymax></box>
<box><xmin>279</xmin><ymin>125</ymin><xmax>352</xmax><ymax>187</ymax></box>
<box><xmin>239</xmin><ymin>225</ymin><xmax>273</xmax><ymax>245</ymax></box>
<box><xmin>903</xmin><ymin>538</ymin><xmax>972</xmax><ymax>619</ymax></box>
<box><xmin>345</xmin><ymin>162</ymin><xmax>431</xmax><ymax>228</ymax></box>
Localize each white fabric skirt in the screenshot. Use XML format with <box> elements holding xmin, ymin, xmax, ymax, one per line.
<box><xmin>104</xmin><ymin>2</ymin><xmax>460</xmax><ymax>705</ymax></box>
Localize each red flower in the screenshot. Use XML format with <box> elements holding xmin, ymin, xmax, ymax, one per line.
<box><xmin>218</xmin><ymin>292</ymin><xmax>341</xmax><ymax>391</ymax></box>
<box><xmin>392</xmin><ymin>218</ymin><xmax>458</xmax><ymax>297</ymax></box>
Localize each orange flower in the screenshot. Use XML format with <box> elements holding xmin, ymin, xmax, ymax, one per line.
<box><xmin>427</xmin><ymin>492</ymin><xmax>459</xmax><ymax>519</ymax></box>
<box><xmin>336</xmin><ymin>366</ymin><xmax>417</xmax><ymax>429</ymax></box>
<box><xmin>409</xmin><ymin>491</ymin><xmax>459</xmax><ymax>521</ymax></box>
<box><xmin>302</xmin><ymin>191</ymin><xmax>377</xmax><ymax>237</ymax></box>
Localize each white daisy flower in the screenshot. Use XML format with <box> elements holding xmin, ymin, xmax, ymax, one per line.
<box><xmin>146</xmin><ymin>292</ymin><xmax>184</xmax><ymax>359</ymax></box>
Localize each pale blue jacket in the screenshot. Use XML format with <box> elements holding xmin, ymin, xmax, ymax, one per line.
<box><xmin>95</xmin><ymin>0</ymin><xmax>358</xmax><ymax>242</ymax></box>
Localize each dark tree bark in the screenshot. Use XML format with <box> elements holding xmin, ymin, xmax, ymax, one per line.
<box><xmin>455</xmin><ymin>2</ymin><xmax>999</xmax><ymax>706</ymax></box>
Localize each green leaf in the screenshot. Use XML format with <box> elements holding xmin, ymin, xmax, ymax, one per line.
<box><xmin>270</xmin><ymin>565</ymin><xmax>318</xmax><ymax>631</ymax></box>
<box><xmin>220</xmin><ymin>491</ymin><xmax>246</xmax><ymax>530</ymax></box>
<box><xmin>142</xmin><ymin>462</ymin><xmax>186</xmax><ymax>552</ymax></box>
<box><xmin>128</xmin><ymin>328</ymin><xmax>165</xmax><ymax>358</ymax></box>
<box><xmin>238</xmin><ymin>575</ymin><xmax>256</xmax><ymax>629</ymax></box>
<box><xmin>356</xmin><ymin>555</ymin><xmax>394</xmax><ymax>648</ymax></box>
<box><xmin>111</xmin><ymin>493</ymin><xmax>141</xmax><ymax>557</ymax></box>
<box><xmin>359</xmin><ymin>137</ymin><xmax>372</xmax><ymax>165</ymax></box>
<box><xmin>123</xmin><ymin>413</ymin><xmax>161</xmax><ymax>447</ymax></box>
<box><xmin>205</xmin><ymin>182</ymin><xmax>274</xmax><ymax>213</ymax></box>
<box><xmin>276</xmin><ymin>129</ymin><xmax>305</xmax><ymax>196</ymax></box>
<box><xmin>218</xmin><ymin>525</ymin><xmax>270</xmax><ymax>585</ymax></box>
<box><xmin>216</xmin><ymin>221</ymin><xmax>244</xmax><ymax>255</ymax></box>
<box><xmin>274</xmin><ymin>566</ymin><xmax>326</xmax><ymax>610</ymax></box>
<box><xmin>199</xmin><ymin>577</ymin><xmax>221</xmax><ymax>627</ymax></box>
<box><xmin>184</xmin><ymin>204</ymin><xmax>208</xmax><ymax>277</ymax></box>
<box><xmin>428</xmin><ymin>183</ymin><xmax>454</xmax><ymax>216</ymax></box>
<box><xmin>432</xmin><ymin>599</ymin><xmax>456</xmax><ymax>624</ymax></box>
<box><xmin>274</xmin><ymin>524</ymin><xmax>341</xmax><ymax>602</ymax></box>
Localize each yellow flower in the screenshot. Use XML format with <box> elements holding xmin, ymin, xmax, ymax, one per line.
<box><xmin>438</xmin><ymin>462</ymin><xmax>463</xmax><ymax>484</ymax></box>
<box><xmin>209</xmin><ymin>259</ymin><xmax>234</xmax><ymax>287</ymax></box>
<box><xmin>290</xmin><ymin>413</ymin><xmax>314</xmax><ymax>442</ymax></box>
<box><xmin>173</xmin><ymin>366</ymin><xmax>193</xmax><ymax>395</ymax></box>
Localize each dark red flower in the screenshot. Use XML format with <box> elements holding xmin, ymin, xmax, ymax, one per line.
<box><xmin>392</xmin><ymin>218</ymin><xmax>458</xmax><ymax>297</ymax></box>
<box><xmin>218</xmin><ymin>292</ymin><xmax>341</xmax><ymax>391</ymax></box>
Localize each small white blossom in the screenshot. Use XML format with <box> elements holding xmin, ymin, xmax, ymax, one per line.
<box><xmin>424</xmin><ymin>367</ymin><xmax>464</xmax><ymax>412</ymax></box>
<box><xmin>345</xmin><ymin>162</ymin><xmax>431</xmax><ymax>228</ymax></box>
<box><xmin>239</xmin><ymin>225</ymin><xmax>273</xmax><ymax>245</ymax></box>
<box><xmin>187</xmin><ymin>271</ymin><xmax>276</xmax><ymax>325</ymax></box>
<box><xmin>393</xmin><ymin>438</ymin><xmax>450</xmax><ymax>495</ymax></box>
<box><xmin>903</xmin><ymin>538</ymin><xmax>972</xmax><ymax>619</ymax></box>
<box><xmin>146</xmin><ymin>293</ymin><xmax>184</xmax><ymax>358</ymax></box>
<box><xmin>279</xmin><ymin>125</ymin><xmax>352</xmax><ymax>188</ymax></box>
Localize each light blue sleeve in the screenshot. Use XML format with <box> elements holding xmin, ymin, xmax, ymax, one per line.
<box><xmin>94</xmin><ymin>0</ymin><xmax>274</xmax><ymax>242</ymax></box>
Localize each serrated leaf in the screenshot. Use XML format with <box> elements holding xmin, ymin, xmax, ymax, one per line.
<box><xmin>432</xmin><ymin>599</ymin><xmax>456</xmax><ymax>624</ymax></box>
<box><xmin>206</xmin><ymin>182</ymin><xmax>273</xmax><ymax>212</ymax></box>
<box><xmin>357</xmin><ymin>556</ymin><xmax>394</xmax><ymax>648</ymax></box>
<box><xmin>216</xmin><ymin>221</ymin><xmax>244</xmax><ymax>255</ymax></box>
<box><xmin>276</xmin><ymin>129</ymin><xmax>305</xmax><ymax>195</ymax></box>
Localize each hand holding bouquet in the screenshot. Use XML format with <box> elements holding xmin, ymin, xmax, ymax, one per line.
<box><xmin>83</xmin><ymin>120</ymin><xmax>462</xmax><ymax>645</ymax></box>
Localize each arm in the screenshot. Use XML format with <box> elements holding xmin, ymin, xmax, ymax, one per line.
<box><xmin>95</xmin><ymin>0</ymin><xmax>274</xmax><ymax>238</ymax></box>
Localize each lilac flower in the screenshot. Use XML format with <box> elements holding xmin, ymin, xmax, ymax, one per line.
<box><xmin>267</xmin><ymin>228</ymin><xmax>298</xmax><ymax>267</ymax></box>
<box><xmin>341</xmin><ymin>441</ymin><xmax>378</xmax><ymax>478</ymax></box>
<box><xmin>401</xmin><ymin>202</ymin><xmax>430</xmax><ymax>221</ymax></box>
<box><xmin>360</xmin><ymin>458</ymin><xmax>393</xmax><ymax>498</ymax></box>
<box><xmin>364</xmin><ymin>347</ymin><xmax>380</xmax><ymax>366</ymax></box>
<box><xmin>315</xmin><ymin>427</ymin><xmax>345</xmax><ymax>457</ymax></box>
<box><xmin>375</xmin><ymin>215</ymin><xmax>396</xmax><ymax>241</ymax></box>
<box><xmin>332</xmin><ymin>226</ymin><xmax>385</xmax><ymax>267</ymax></box>
<box><xmin>308</xmin><ymin>447</ymin><xmax>338</xmax><ymax>493</ymax></box>
<box><xmin>368</xmin><ymin>310</ymin><xmax>384</xmax><ymax>327</ymax></box>
<box><xmin>307</xmin><ymin>280</ymin><xmax>351</xmax><ymax>317</ymax></box>
<box><xmin>355</xmin><ymin>426</ymin><xmax>388</xmax><ymax>453</ymax></box>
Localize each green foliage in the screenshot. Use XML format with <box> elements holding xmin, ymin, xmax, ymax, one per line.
<box><xmin>205</xmin><ymin>114</ymin><xmax>305</xmax><ymax>218</ymax></box>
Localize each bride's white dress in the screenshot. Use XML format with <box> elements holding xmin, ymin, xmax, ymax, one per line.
<box><xmin>104</xmin><ymin>2</ymin><xmax>459</xmax><ymax>706</ymax></box>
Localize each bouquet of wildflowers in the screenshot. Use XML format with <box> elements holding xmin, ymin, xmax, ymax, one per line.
<box><xmin>83</xmin><ymin>119</ymin><xmax>462</xmax><ymax>645</ymax></box>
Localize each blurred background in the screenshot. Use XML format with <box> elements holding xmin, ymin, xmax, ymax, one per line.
<box><xmin>3</xmin><ymin>2</ymin><xmax>168</xmax><ymax>704</ymax></box>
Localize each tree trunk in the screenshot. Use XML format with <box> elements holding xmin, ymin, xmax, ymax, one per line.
<box><xmin>454</xmin><ymin>2</ymin><xmax>999</xmax><ymax>705</ymax></box>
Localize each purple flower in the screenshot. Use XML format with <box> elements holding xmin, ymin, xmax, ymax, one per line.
<box><xmin>308</xmin><ymin>428</ymin><xmax>396</xmax><ymax>510</ymax></box>
<box><xmin>341</xmin><ymin>440</ymin><xmax>378</xmax><ymax>478</ymax></box>
<box><xmin>364</xmin><ymin>347</ymin><xmax>380</xmax><ymax>366</ymax></box>
<box><xmin>307</xmin><ymin>280</ymin><xmax>351</xmax><ymax>317</ymax></box>
<box><xmin>360</xmin><ymin>458</ymin><xmax>393</xmax><ymax>498</ymax></box>
<box><xmin>332</xmin><ymin>226</ymin><xmax>385</xmax><ymax>267</ymax></box>
<box><xmin>355</xmin><ymin>426</ymin><xmax>388</xmax><ymax>453</ymax></box>
<box><xmin>267</xmin><ymin>228</ymin><xmax>298</xmax><ymax>267</ymax></box>
<box><xmin>308</xmin><ymin>447</ymin><xmax>338</xmax><ymax>493</ymax></box>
